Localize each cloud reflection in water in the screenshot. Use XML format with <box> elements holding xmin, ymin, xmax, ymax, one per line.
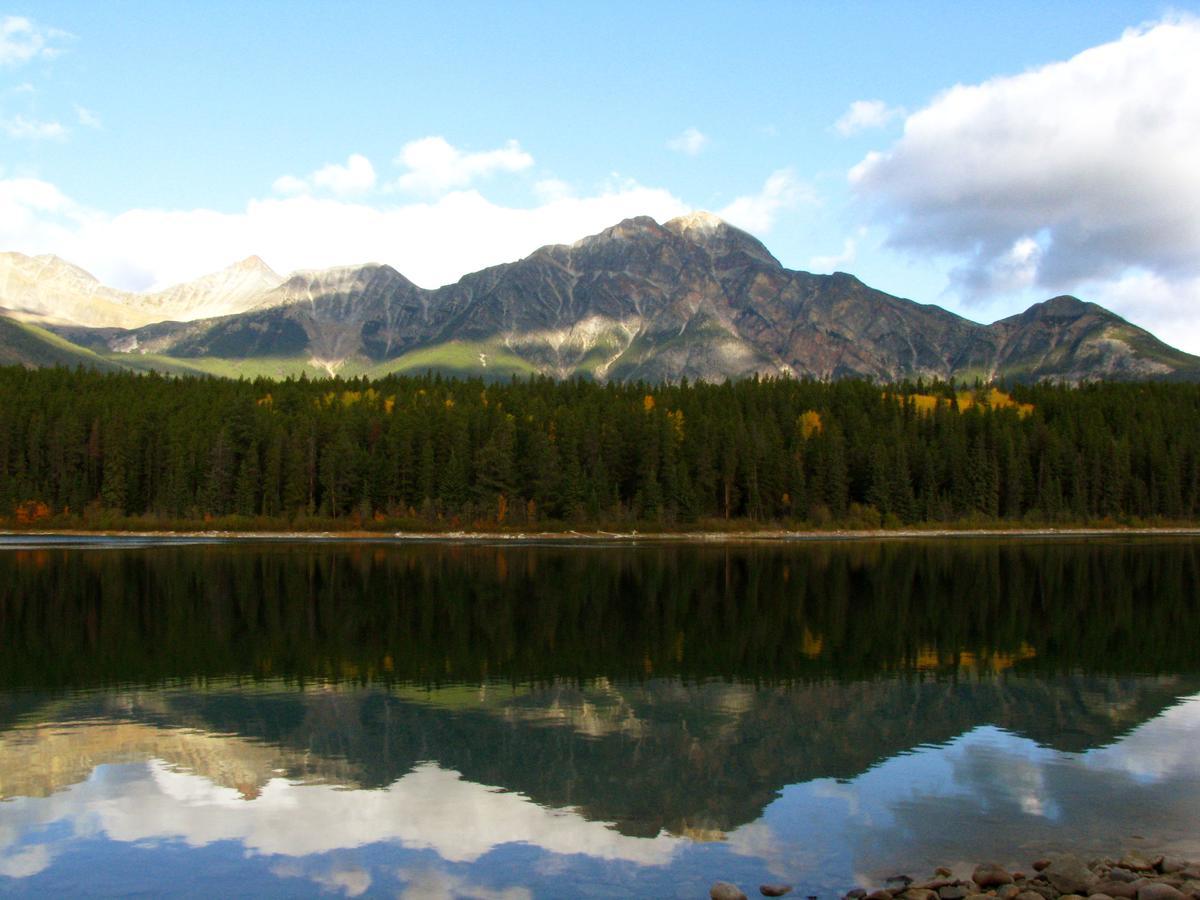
<box><xmin>1</xmin><ymin>693</ymin><xmax>1198</xmax><ymax>896</ymax></box>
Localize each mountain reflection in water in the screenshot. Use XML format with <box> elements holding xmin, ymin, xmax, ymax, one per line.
<box><xmin>1</xmin><ymin>538</ymin><xmax>1199</xmax><ymax>897</ymax></box>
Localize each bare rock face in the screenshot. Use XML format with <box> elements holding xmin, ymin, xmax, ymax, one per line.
<box><xmin>6</xmin><ymin>214</ymin><xmax>1200</xmax><ymax>382</ymax></box>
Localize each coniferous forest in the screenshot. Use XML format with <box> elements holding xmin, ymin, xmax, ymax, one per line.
<box><xmin>1</xmin><ymin>366</ymin><xmax>1199</xmax><ymax>530</ymax></box>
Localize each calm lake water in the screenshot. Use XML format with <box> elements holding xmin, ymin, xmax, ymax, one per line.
<box><xmin>1</xmin><ymin>536</ymin><xmax>1199</xmax><ymax>898</ymax></box>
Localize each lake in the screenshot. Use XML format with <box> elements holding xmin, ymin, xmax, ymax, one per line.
<box><xmin>1</xmin><ymin>536</ymin><xmax>1198</xmax><ymax>898</ymax></box>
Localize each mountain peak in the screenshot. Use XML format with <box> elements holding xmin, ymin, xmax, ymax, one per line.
<box><xmin>664</xmin><ymin>211</ymin><xmax>780</xmax><ymax>268</ymax></box>
<box><xmin>1</xmin><ymin>252</ymin><xmax>102</xmax><ymax>284</ymax></box>
<box><xmin>664</xmin><ymin>210</ymin><xmax>727</xmax><ymax>236</ymax></box>
<box><xmin>1019</xmin><ymin>295</ymin><xmax>1108</xmax><ymax>321</ymax></box>
<box><xmin>227</xmin><ymin>255</ymin><xmax>278</xmax><ymax>278</ymax></box>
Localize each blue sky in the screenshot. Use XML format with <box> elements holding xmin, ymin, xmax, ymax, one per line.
<box><xmin>3</xmin><ymin>1</ymin><xmax>1200</xmax><ymax>349</ymax></box>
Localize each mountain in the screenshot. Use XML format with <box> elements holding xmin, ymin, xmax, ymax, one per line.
<box><xmin>0</xmin><ymin>251</ymin><xmax>281</xmax><ymax>330</ymax></box>
<box><xmin>4</xmin><ymin>215</ymin><xmax>1199</xmax><ymax>382</ymax></box>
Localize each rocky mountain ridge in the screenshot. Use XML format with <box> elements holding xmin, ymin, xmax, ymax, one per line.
<box><xmin>3</xmin><ymin>214</ymin><xmax>1198</xmax><ymax>382</ymax></box>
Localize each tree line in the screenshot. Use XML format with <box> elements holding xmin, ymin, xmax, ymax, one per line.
<box><xmin>1</xmin><ymin>366</ymin><xmax>1198</xmax><ymax>528</ymax></box>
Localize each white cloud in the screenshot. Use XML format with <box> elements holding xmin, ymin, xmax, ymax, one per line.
<box><xmin>273</xmin><ymin>153</ymin><xmax>377</xmax><ymax>197</ymax></box>
<box><xmin>532</xmin><ymin>178</ymin><xmax>573</xmax><ymax>202</ymax></box>
<box><xmin>849</xmin><ymin>17</ymin><xmax>1200</xmax><ymax>350</ymax></box>
<box><xmin>75</xmin><ymin>105</ymin><xmax>100</xmax><ymax>129</ymax></box>
<box><xmin>311</xmin><ymin>153</ymin><xmax>376</xmax><ymax>196</ymax></box>
<box><xmin>395</xmin><ymin>868</ymin><xmax>532</xmax><ymax>900</ymax></box>
<box><xmin>1</xmin><ymin>173</ymin><xmax>689</xmax><ymax>290</ymax></box>
<box><xmin>392</xmin><ymin>136</ymin><xmax>533</xmax><ymax>194</ymax></box>
<box><xmin>48</xmin><ymin>760</ymin><xmax>683</xmax><ymax>865</ymax></box>
<box><xmin>719</xmin><ymin>168</ymin><xmax>811</xmax><ymax>233</ymax></box>
<box><xmin>0</xmin><ymin>844</ymin><xmax>51</xmax><ymax>878</ymax></box>
<box><xmin>272</xmin><ymin>860</ymin><xmax>373</xmax><ymax>897</ymax></box>
<box><xmin>834</xmin><ymin>100</ymin><xmax>904</xmax><ymax>136</ymax></box>
<box><xmin>667</xmin><ymin>127</ymin><xmax>709</xmax><ymax>156</ymax></box>
<box><xmin>1</xmin><ymin>114</ymin><xmax>66</xmax><ymax>140</ymax></box>
<box><xmin>0</xmin><ymin>15</ymin><xmax>67</xmax><ymax>67</ymax></box>
<box><xmin>270</xmin><ymin>174</ymin><xmax>308</xmax><ymax>196</ymax></box>
<box><xmin>809</xmin><ymin>234</ymin><xmax>861</xmax><ymax>272</ymax></box>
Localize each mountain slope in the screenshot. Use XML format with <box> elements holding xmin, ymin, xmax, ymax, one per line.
<box><xmin>0</xmin><ymin>316</ymin><xmax>123</xmax><ymax>371</ymax></box>
<box><xmin>4</xmin><ymin>215</ymin><xmax>1199</xmax><ymax>382</ymax></box>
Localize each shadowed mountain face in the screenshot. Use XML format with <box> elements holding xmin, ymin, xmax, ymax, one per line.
<box><xmin>5</xmin><ymin>214</ymin><xmax>1199</xmax><ymax>381</ymax></box>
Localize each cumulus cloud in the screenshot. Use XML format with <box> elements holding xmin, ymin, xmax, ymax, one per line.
<box><xmin>392</xmin><ymin>136</ymin><xmax>533</xmax><ymax>194</ymax></box>
<box><xmin>809</xmin><ymin>233</ymin><xmax>862</xmax><ymax>272</ymax></box>
<box><xmin>310</xmin><ymin>154</ymin><xmax>376</xmax><ymax>196</ymax></box>
<box><xmin>74</xmin><ymin>105</ymin><xmax>100</xmax><ymax>129</ymax></box>
<box><xmin>0</xmin><ymin>844</ymin><xmax>52</xmax><ymax>878</ymax></box>
<box><xmin>834</xmin><ymin>100</ymin><xmax>904</xmax><ymax>136</ymax></box>
<box><xmin>73</xmin><ymin>760</ymin><xmax>682</xmax><ymax>865</ymax></box>
<box><xmin>395</xmin><ymin>868</ymin><xmax>532</xmax><ymax>900</ymax></box>
<box><xmin>719</xmin><ymin>168</ymin><xmax>811</xmax><ymax>233</ymax></box>
<box><xmin>273</xmin><ymin>153</ymin><xmax>376</xmax><ymax>197</ymax></box>
<box><xmin>271</xmin><ymin>860</ymin><xmax>373</xmax><ymax>897</ymax></box>
<box><xmin>849</xmin><ymin>17</ymin><xmax>1200</xmax><ymax>349</ymax></box>
<box><xmin>0</xmin><ymin>173</ymin><xmax>689</xmax><ymax>290</ymax></box>
<box><xmin>1</xmin><ymin>114</ymin><xmax>66</xmax><ymax>140</ymax></box>
<box><xmin>532</xmin><ymin>178</ymin><xmax>572</xmax><ymax>202</ymax></box>
<box><xmin>270</xmin><ymin>174</ymin><xmax>308</xmax><ymax>196</ymax></box>
<box><xmin>667</xmin><ymin>127</ymin><xmax>709</xmax><ymax>156</ymax></box>
<box><xmin>0</xmin><ymin>15</ymin><xmax>67</xmax><ymax>67</ymax></box>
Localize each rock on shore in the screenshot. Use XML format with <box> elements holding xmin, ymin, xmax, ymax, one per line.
<box><xmin>845</xmin><ymin>854</ymin><xmax>1200</xmax><ymax>900</ymax></box>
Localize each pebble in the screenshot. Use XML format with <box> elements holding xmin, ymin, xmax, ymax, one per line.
<box><xmin>1095</xmin><ymin>881</ymin><xmax>1140</xmax><ymax>898</ymax></box>
<box><xmin>1111</xmin><ymin>871</ymin><xmax>1141</xmax><ymax>884</ymax></box>
<box><xmin>1022</xmin><ymin>883</ymin><xmax>1061</xmax><ymax>900</ymax></box>
<box><xmin>712</xmin><ymin>883</ymin><xmax>749</xmax><ymax>900</ymax></box>
<box><xmin>761</xmin><ymin>886</ymin><xmax>793</xmax><ymax>898</ymax></box>
<box><xmin>998</xmin><ymin>886</ymin><xmax>1023</xmax><ymax>900</ymax></box>
<box><xmin>1089</xmin><ymin>894</ymin><xmax>1116</xmax><ymax>900</ymax></box>
<box><xmin>1044</xmin><ymin>855</ymin><xmax>1097</xmax><ymax>896</ymax></box>
<box><xmin>1122</xmin><ymin>855</ymin><xmax>1163</xmax><ymax>873</ymax></box>
<box><xmin>935</xmin><ymin>869</ymin><xmax>954</xmax><ymax>879</ymax></box>
<box><xmin>900</xmin><ymin>889</ymin><xmax>938</xmax><ymax>900</ymax></box>
<box><xmin>975</xmin><ymin>866</ymin><xmax>1016</xmax><ymax>889</ymax></box>
<box><xmin>1015</xmin><ymin>892</ymin><xmax>1046</xmax><ymax>900</ymax></box>
<box><xmin>845</xmin><ymin>890</ymin><xmax>867</xmax><ymax>899</ymax></box>
<box><xmin>939</xmin><ymin>887</ymin><xmax>968</xmax><ymax>900</ymax></box>
<box><xmin>1137</xmin><ymin>886</ymin><xmax>1185</xmax><ymax>900</ymax></box>
<box><xmin>866</xmin><ymin>891</ymin><xmax>894</xmax><ymax>900</ymax></box>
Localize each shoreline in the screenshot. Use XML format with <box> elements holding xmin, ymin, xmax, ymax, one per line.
<box><xmin>714</xmin><ymin>851</ymin><xmax>1200</xmax><ymax>900</ymax></box>
<box><xmin>3</xmin><ymin>526</ymin><xmax>1200</xmax><ymax>543</ymax></box>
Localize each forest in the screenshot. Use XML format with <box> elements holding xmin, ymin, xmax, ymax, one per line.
<box><xmin>1</xmin><ymin>366</ymin><xmax>1198</xmax><ymax>530</ymax></box>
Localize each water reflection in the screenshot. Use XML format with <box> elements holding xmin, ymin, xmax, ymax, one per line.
<box><xmin>1</xmin><ymin>539</ymin><xmax>1199</xmax><ymax>896</ymax></box>
<box><xmin>2</xmin><ymin>680</ymin><xmax>1200</xmax><ymax>896</ymax></box>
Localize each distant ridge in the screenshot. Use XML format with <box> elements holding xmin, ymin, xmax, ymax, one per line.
<box><xmin>3</xmin><ymin>214</ymin><xmax>1199</xmax><ymax>382</ymax></box>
